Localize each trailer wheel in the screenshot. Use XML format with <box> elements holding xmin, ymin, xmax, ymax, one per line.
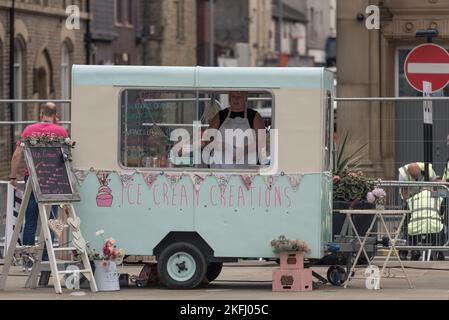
<box><xmin>157</xmin><ymin>242</ymin><xmax>207</xmax><ymax>289</ymax></box>
<box><xmin>206</xmin><ymin>262</ymin><xmax>223</xmax><ymax>282</ymax></box>
<box><xmin>327</xmin><ymin>265</ymin><xmax>347</xmax><ymax>286</ymax></box>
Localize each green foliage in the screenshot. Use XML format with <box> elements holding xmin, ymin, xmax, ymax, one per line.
<box><xmin>333</xmin><ymin>171</ymin><xmax>374</xmax><ymax>202</ymax></box>
<box><xmin>333</xmin><ymin>132</ymin><xmax>367</xmax><ymax>177</ymax></box>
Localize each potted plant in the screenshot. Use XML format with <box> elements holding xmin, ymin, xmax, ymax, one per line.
<box><xmin>270</xmin><ymin>235</ymin><xmax>311</xmax><ymax>269</ymax></box>
<box><xmin>84</xmin><ymin>231</ymin><xmax>125</xmax><ymax>292</ymax></box>
<box><xmin>332</xmin><ymin>133</ymin><xmax>375</xmax><ymax>235</ymax></box>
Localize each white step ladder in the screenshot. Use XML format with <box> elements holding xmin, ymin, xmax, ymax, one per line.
<box><xmin>0</xmin><ymin>183</ymin><xmax>97</xmax><ymax>294</ymax></box>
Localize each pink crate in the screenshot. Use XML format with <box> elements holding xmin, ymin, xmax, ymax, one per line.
<box><xmin>272</xmin><ymin>268</ymin><xmax>312</xmax><ymax>292</ymax></box>
<box><xmin>279</xmin><ymin>252</ymin><xmax>304</xmax><ymax>270</ymax></box>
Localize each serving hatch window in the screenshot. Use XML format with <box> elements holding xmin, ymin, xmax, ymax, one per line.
<box><xmin>120</xmin><ymin>89</ymin><xmax>273</xmax><ymax>170</ymax></box>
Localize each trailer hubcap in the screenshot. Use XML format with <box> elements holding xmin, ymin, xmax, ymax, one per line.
<box><xmin>167</xmin><ymin>252</ymin><xmax>196</xmax><ymax>282</ymax></box>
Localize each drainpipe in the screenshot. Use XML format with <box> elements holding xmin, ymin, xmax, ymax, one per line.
<box><xmin>209</xmin><ymin>0</ymin><xmax>214</xmax><ymax>66</ymax></box>
<box><xmin>9</xmin><ymin>0</ymin><xmax>15</xmax><ymax>155</ymax></box>
<box><xmin>278</xmin><ymin>0</ymin><xmax>283</xmax><ymax>66</ymax></box>
<box><xmin>142</xmin><ymin>0</ymin><xmax>150</xmax><ymax>65</ymax></box>
<box><xmin>85</xmin><ymin>0</ymin><xmax>91</xmax><ymax>64</ymax></box>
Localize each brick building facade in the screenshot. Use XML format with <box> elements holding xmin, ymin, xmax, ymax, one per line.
<box><xmin>146</xmin><ymin>0</ymin><xmax>196</xmax><ymax>66</ymax></box>
<box><xmin>0</xmin><ymin>0</ymin><xmax>88</xmax><ymax>179</ymax></box>
<box><xmin>0</xmin><ymin>0</ymin><xmax>197</xmax><ymax>180</ymax></box>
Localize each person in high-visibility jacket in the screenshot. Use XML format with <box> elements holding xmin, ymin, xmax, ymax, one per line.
<box><xmin>407</xmin><ymin>189</ymin><xmax>445</xmax><ymax>260</ymax></box>
<box><xmin>398</xmin><ymin>162</ymin><xmax>437</xmax><ymax>200</ymax></box>
<box><xmin>441</xmin><ymin>134</ymin><xmax>449</xmax><ymax>182</ymax></box>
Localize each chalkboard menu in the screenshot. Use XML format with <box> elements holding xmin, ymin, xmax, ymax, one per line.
<box><xmin>24</xmin><ymin>145</ymin><xmax>80</xmax><ymax>203</ymax></box>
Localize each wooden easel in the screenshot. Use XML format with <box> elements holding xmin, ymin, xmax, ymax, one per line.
<box><xmin>0</xmin><ymin>183</ymin><xmax>98</xmax><ymax>294</ymax></box>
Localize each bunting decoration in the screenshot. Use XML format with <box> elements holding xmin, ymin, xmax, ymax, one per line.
<box><xmin>288</xmin><ymin>174</ymin><xmax>304</xmax><ymax>192</ymax></box>
<box><xmin>190</xmin><ymin>174</ymin><xmax>205</xmax><ymax>192</ymax></box>
<box><xmin>142</xmin><ymin>172</ymin><xmax>159</xmax><ymax>189</ymax></box>
<box><xmin>240</xmin><ymin>174</ymin><xmax>256</xmax><ymax>190</ymax></box>
<box><xmin>73</xmin><ymin>169</ymin><xmax>88</xmax><ymax>185</ymax></box>
<box><xmin>96</xmin><ymin>171</ymin><xmax>111</xmax><ymax>186</ymax></box>
<box><xmin>263</xmin><ymin>175</ymin><xmax>279</xmax><ymax>191</ymax></box>
<box><xmin>118</xmin><ymin>170</ymin><xmax>136</xmax><ymax>187</ymax></box>
<box><xmin>215</xmin><ymin>175</ymin><xmax>231</xmax><ymax>193</ymax></box>
<box><xmin>165</xmin><ymin>173</ymin><xmax>183</xmax><ymax>189</ymax></box>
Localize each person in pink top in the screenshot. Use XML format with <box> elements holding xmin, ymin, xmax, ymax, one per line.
<box><xmin>9</xmin><ymin>102</ymin><xmax>69</xmax><ymax>262</ymax></box>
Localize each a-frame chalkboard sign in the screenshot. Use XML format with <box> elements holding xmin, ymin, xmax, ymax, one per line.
<box><xmin>25</xmin><ymin>144</ymin><xmax>81</xmax><ymax>203</ymax></box>
<box><xmin>0</xmin><ymin>142</ymin><xmax>97</xmax><ymax>294</ymax></box>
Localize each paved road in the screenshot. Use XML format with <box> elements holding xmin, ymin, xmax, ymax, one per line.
<box><xmin>0</xmin><ymin>260</ymin><xmax>448</xmax><ymax>300</ymax></box>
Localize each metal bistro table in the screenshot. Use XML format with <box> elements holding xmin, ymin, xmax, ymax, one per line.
<box><xmin>339</xmin><ymin>209</ymin><xmax>413</xmax><ymax>289</ymax></box>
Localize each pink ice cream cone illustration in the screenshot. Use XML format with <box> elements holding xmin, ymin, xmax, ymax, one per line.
<box><xmin>96</xmin><ymin>185</ymin><xmax>113</xmax><ymax>207</ymax></box>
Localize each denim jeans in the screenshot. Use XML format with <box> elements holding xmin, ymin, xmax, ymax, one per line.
<box><xmin>23</xmin><ymin>177</ymin><xmax>58</xmax><ymax>261</ymax></box>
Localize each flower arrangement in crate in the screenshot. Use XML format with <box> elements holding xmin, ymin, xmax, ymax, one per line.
<box><xmin>367</xmin><ymin>185</ymin><xmax>387</xmax><ymax>210</ymax></box>
<box><xmin>271</xmin><ymin>235</ymin><xmax>311</xmax><ymax>269</ymax></box>
<box><xmin>21</xmin><ymin>133</ymin><xmax>76</xmax><ymax>161</ymax></box>
<box><xmin>270</xmin><ymin>235</ymin><xmax>311</xmax><ymax>254</ymax></box>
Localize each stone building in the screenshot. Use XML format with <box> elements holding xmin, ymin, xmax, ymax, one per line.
<box><xmin>0</xmin><ymin>0</ymin><xmax>88</xmax><ymax>179</ymax></box>
<box><xmin>89</xmin><ymin>0</ymin><xmax>140</xmax><ymax>65</ymax></box>
<box><xmin>337</xmin><ymin>0</ymin><xmax>449</xmax><ymax>179</ymax></box>
<box><xmin>145</xmin><ymin>0</ymin><xmax>196</xmax><ymax>66</ymax></box>
<box><xmin>270</xmin><ymin>0</ymin><xmax>309</xmax><ymax>67</ymax></box>
<box><xmin>306</xmin><ymin>0</ymin><xmax>334</xmax><ymax>66</ymax></box>
<box><xmin>198</xmin><ymin>0</ymin><xmax>271</xmax><ymax>67</ymax></box>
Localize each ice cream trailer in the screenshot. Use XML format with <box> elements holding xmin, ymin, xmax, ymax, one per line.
<box><xmin>71</xmin><ymin>65</ymin><xmax>335</xmax><ymax>289</ymax></box>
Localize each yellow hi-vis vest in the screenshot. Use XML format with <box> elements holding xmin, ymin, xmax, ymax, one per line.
<box><xmin>398</xmin><ymin>162</ymin><xmax>434</xmax><ymax>181</ymax></box>
<box><xmin>442</xmin><ymin>160</ymin><xmax>449</xmax><ymax>182</ymax></box>
<box><xmin>407</xmin><ymin>190</ymin><xmax>443</xmax><ymax>236</ymax></box>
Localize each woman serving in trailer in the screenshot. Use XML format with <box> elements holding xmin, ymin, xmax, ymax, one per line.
<box><xmin>207</xmin><ymin>91</ymin><xmax>267</xmax><ymax>169</ymax></box>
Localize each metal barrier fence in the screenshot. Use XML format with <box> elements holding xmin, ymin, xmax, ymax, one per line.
<box><xmin>376</xmin><ymin>180</ymin><xmax>449</xmax><ymax>260</ymax></box>
<box><xmin>334</xmin><ymin>96</ymin><xmax>449</xmax><ymax>180</ymax></box>
<box><xmin>0</xmin><ymin>181</ymin><xmax>25</xmax><ymax>259</ymax></box>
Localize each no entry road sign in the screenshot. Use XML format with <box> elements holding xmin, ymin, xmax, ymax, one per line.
<box><xmin>405</xmin><ymin>43</ymin><xmax>449</xmax><ymax>93</ymax></box>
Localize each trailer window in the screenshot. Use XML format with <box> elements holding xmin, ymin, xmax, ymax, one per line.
<box><xmin>119</xmin><ymin>89</ymin><xmax>273</xmax><ymax>170</ymax></box>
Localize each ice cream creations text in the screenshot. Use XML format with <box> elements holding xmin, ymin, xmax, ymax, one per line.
<box><xmin>118</xmin><ymin>181</ymin><xmax>293</xmax><ymax>209</ymax></box>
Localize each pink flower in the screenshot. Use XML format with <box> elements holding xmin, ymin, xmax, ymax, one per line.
<box><xmin>367</xmin><ymin>192</ymin><xmax>375</xmax><ymax>204</ymax></box>
<box><xmin>333</xmin><ymin>176</ymin><xmax>341</xmax><ymax>183</ymax></box>
<box><xmin>349</xmin><ymin>172</ymin><xmax>358</xmax><ymax>178</ymax></box>
<box><xmin>103</xmin><ymin>246</ymin><xmax>111</xmax><ymax>256</ymax></box>
<box><xmin>372</xmin><ymin>188</ymin><xmax>386</xmax><ymax>198</ymax></box>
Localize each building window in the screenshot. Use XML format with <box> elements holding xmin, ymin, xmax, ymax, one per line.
<box><xmin>13</xmin><ymin>39</ymin><xmax>24</xmax><ymax>140</ymax></box>
<box><xmin>119</xmin><ymin>89</ymin><xmax>272</xmax><ymax>170</ymax></box>
<box><xmin>115</xmin><ymin>0</ymin><xmax>124</xmax><ymax>25</ymax></box>
<box><xmin>61</xmin><ymin>42</ymin><xmax>72</xmax><ymax>121</ymax></box>
<box><xmin>115</xmin><ymin>0</ymin><xmax>133</xmax><ymax>26</ymax></box>
<box><xmin>127</xmin><ymin>0</ymin><xmax>133</xmax><ymax>26</ymax></box>
<box><xmin>176</xmin><ymin>0</ymin><xmax>185</xmax><ymax>40</ymax></box>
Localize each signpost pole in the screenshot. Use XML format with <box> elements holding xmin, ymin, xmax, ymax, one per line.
<box><xmin>410</xmin><ymin>29</ymin><xmax>440</xmax><ymax>181</ymax></box>
<box><xmin>423</xmin><ymin>81</ymin><xmax>433</xmax><ymax>181</ymax></box>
